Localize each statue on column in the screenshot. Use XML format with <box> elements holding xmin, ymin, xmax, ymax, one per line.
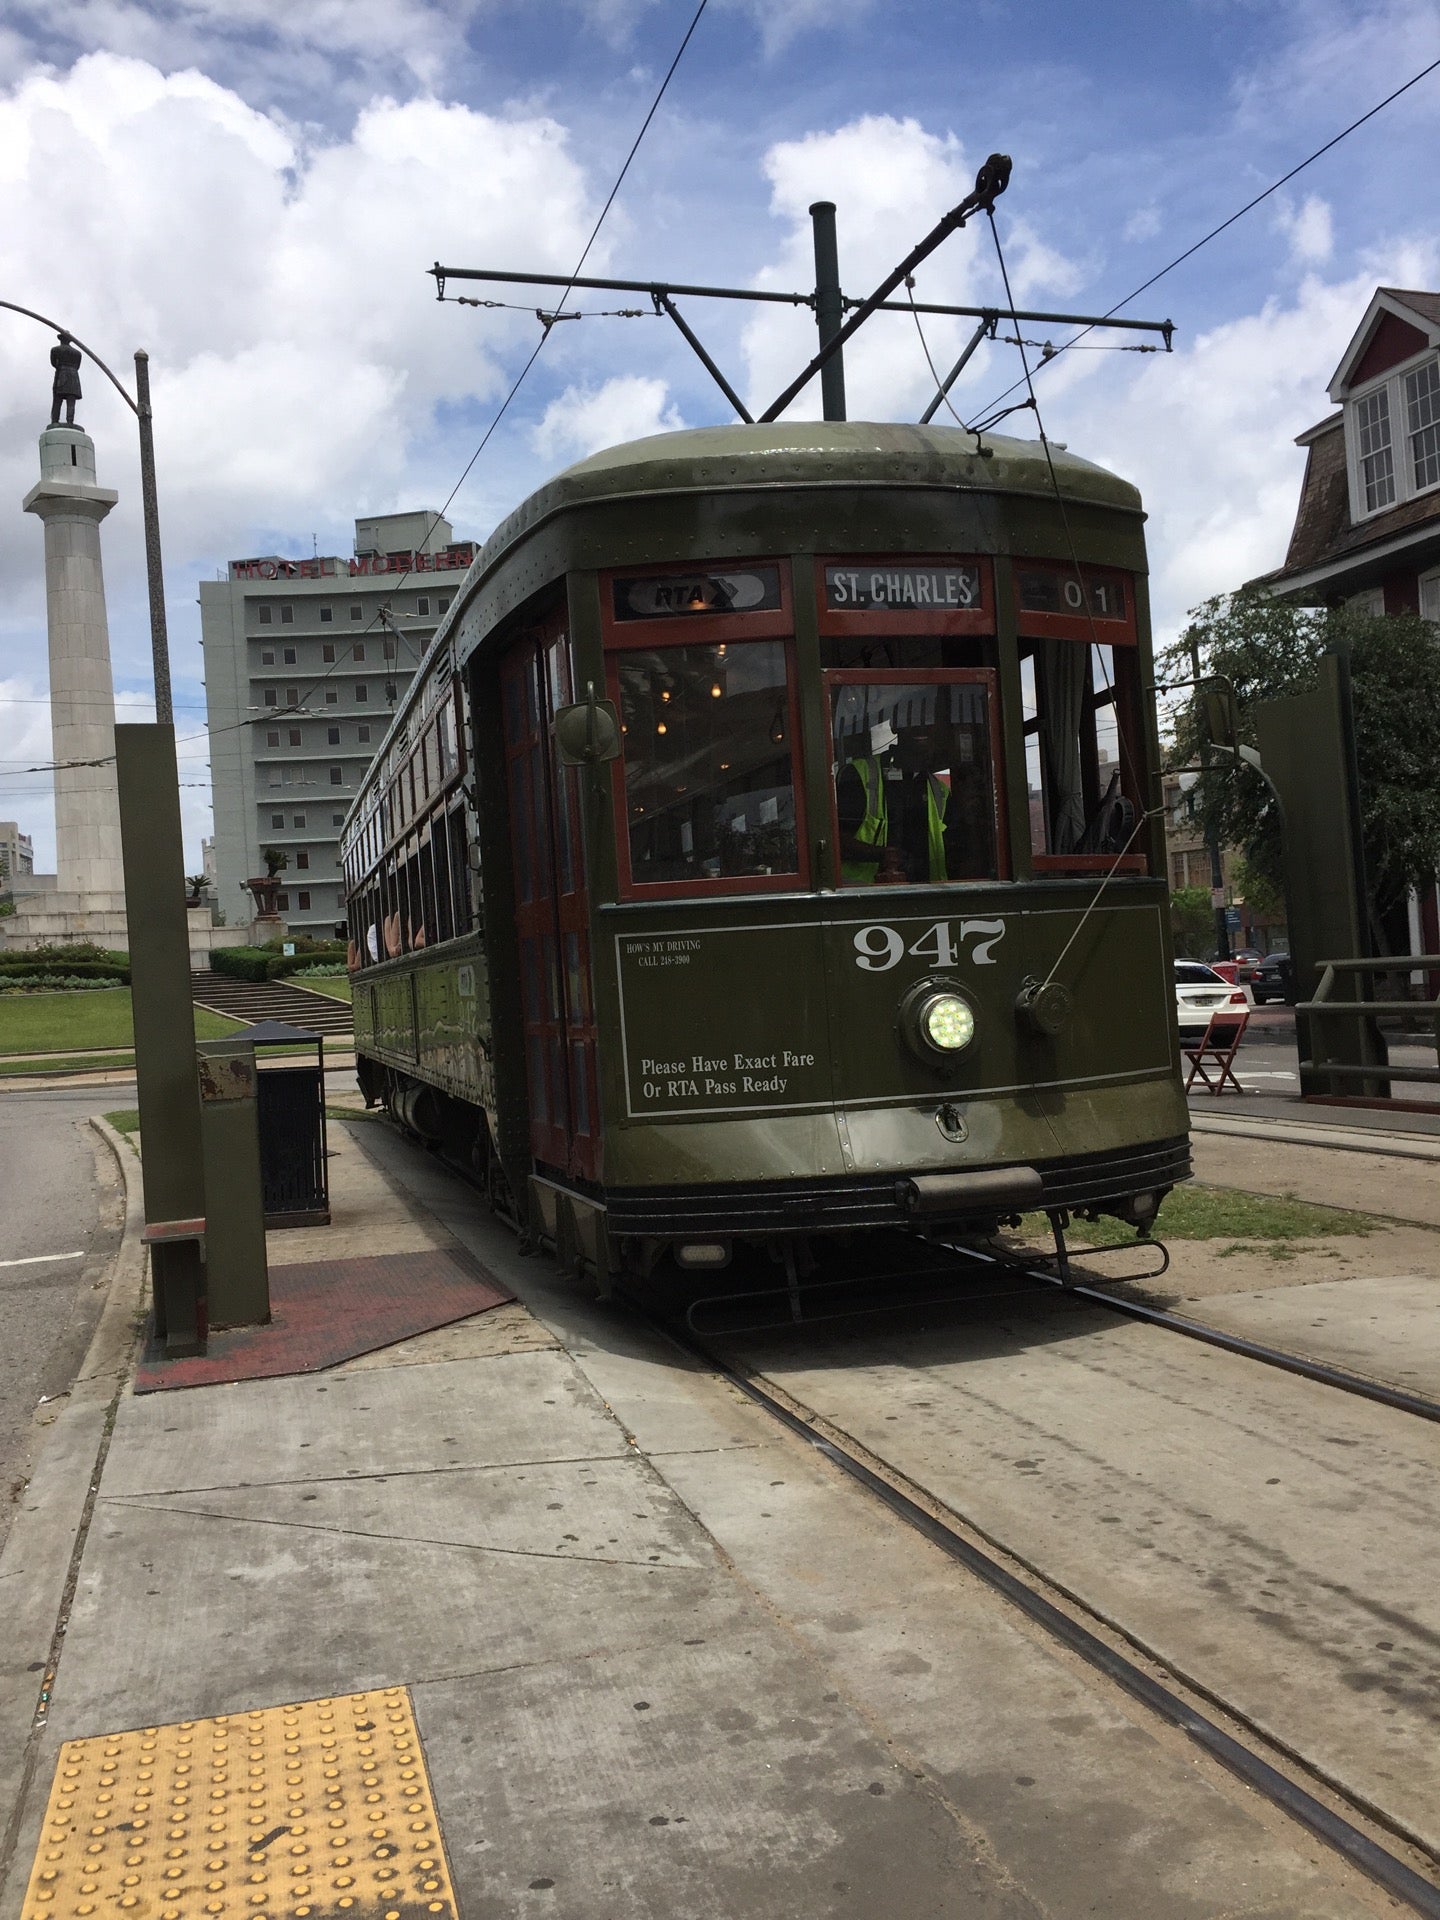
<box><xmin>50</xmin><ymin>331</ymin><xmax>83</xmax><ymax>428</ymax></box>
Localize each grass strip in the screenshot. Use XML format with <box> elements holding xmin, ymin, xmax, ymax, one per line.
<box><xmin>103</xmin><ymin>1109</ymin><xmax>141</xmax><ymax>1137</ymax></box>
<box><xmin>1023</xmin><ymin>1181</ymin><xmax>1375</xmax><ymax>1251</ymax></box>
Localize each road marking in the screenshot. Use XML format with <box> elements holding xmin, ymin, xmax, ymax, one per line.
<box><xmin>0</xmin><ymin>1250</ymin><xmax>85</xmax><ymax>1269</ymax></box>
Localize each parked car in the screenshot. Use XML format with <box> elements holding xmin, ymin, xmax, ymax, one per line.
<box><xmin>1208</xmin><ymin>949</ymin><xmax>1262</xmax><ymax>986</ymax></box>
<box><xmin>1174</xmin><ymin>960</ymin><xmax>1250</xmax><ymax>1047</ymax></box>
<box><xmin>1251</xmin><ymin>952</ymin><xmax>1297</xmax><ymax>1005</ymax></box>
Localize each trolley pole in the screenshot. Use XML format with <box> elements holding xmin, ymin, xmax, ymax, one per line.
<box><xmin>810</xmin><ymin>201</ymin><xmax>847</xmax><ymax>423</ymax></box>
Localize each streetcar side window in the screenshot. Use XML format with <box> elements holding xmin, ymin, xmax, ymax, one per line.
<box><xmin>1021</xmin><ymin>639</ymin><xmax>1145</xmax><ymax>866</ymax></box>
<box><xmin>615</xmin><ymin>640</ymin><xmax>800</xmax><ymax>887</ymax></box>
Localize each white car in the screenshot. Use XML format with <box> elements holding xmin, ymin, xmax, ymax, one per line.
<box><xmin>1174</xmin><ymin>960</ymin><xmax>1249</xmax><ymax>1049</ymax></box>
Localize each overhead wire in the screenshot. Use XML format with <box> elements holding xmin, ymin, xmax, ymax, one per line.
<box><xmin>4</xmin><ymin>0</ymin><xmax>712</xmax><ymax>795</ymax></box>
<box><xmin>962</xmin><ymin>51</ymin><xmax>1440</xmax><ymax>431</ymax></box>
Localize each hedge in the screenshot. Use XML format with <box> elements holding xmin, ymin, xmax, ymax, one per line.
<box><xmin>207</xmin><ymin>944</ymin><xmax>349</xmax><ymax>984</ymax></box>
<box><xmin>0</xmin><ymin>974</ymin><xmax>126</xmax><ymax>993</ymax></box>
<box><xmin>0</xmin><ymin>957</ymin><xmax>130</xmax><ymax>983</ymax></box>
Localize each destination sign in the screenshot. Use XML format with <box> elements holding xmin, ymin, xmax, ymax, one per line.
<box><xmin>825</xmin><ymin>565</ymin><xmax>981</xmax><ymax>611</ymax></box>
<box><xmin>1016</xmin><ymin>566</ymin><xmax>1127</xmax><ymax>621</ymax></box>
<box><xmin>614</xmin><ymin>566</ymin><xmax>782</xmax><ymax>621</ymax></box>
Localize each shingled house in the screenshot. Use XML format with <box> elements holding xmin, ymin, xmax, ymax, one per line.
<box><xmin>1257</xmin><ymin>287</ymin><xmax>1440</xmax><ymax>615</ymax></box>
<box><xmin>1253</xmin><ymin>286</ymin><xmax>1439</xmax><ymax>958</ymax></box>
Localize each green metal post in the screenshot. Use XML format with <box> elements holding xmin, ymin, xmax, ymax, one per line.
<box><xmin>115</xmin><ymin>723</ymin><xmax>208</xmax><ymax>1352</ymax></box>
<box><xmin>196</xmin><ymin>1036</ymin><xmax>270</xmax><ymax>1327</ymax></box>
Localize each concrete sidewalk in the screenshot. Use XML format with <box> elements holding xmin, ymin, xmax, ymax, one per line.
<box><xmin>0</xmin><ymin>1112</ymin><xmax>1399</xmax><ymax>1919</ymax></box>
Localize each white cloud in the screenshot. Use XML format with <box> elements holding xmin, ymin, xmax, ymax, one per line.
<box><xmin>741</xmin><ymin>115</ymin><xmax>1086</xmax><ymax>423</ymax></box>
<box><xmin>1274</xmin><ymin>193</ymin><xmax>1334</xmax><ymax>265</ymax></box>
<box><xmin>719</xmin><ymin>0</ymin><xmax>874</xmax><ymax>56</ymax></box>
<box><xmin>0</xmin><ymin>52</ymin><xmax>601</xmax><ymax>866</ymax></box>
<box><xmin>532</xmin><ymin>373</ymin><xmax>683</xmax><ymax>462</ymax></box>
<box><xmin>1124</xmin><ymin>204</ymin><xmax>1162</xmax><ymax>244</ymax></box>
<box><xmin>1060</xmin><ymin>238</ymin><xmax>1439</xmax><ymax>639</ymax></box>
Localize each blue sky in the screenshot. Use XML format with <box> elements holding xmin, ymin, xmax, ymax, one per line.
<box><xmin>1</xmin><ymin>0</ymin><xmax>1438</xmax><ymax>867</ymax></box>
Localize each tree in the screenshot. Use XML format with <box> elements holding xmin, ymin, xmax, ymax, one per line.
<box><xmin>1161</xmin><ymin>592</ymin><xmax>1440</xmax><ymax>928</ymax></box>
<box><xmin>1169</xmin><ymin>886</ymin><xmax>1213</xmax><ymax>959</ymax></box>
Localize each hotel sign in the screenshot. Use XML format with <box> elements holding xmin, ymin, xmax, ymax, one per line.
<box><xmin>230</xmin><ymin>546</ymin><xmax>476</xmax><ymax>582</ymax></box>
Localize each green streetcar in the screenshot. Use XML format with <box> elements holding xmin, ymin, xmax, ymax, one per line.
<box><xmin>341</xmin><ymin>422</ymin><xmax>1190</xmax><ymax>1288</ymax></box>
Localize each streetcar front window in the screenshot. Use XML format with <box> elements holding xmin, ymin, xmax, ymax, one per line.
<box><xmin>1022</xmin><ymin>638</ymin><xmax>1142</xmax><ymax>862</ymax></box>
<box><xmin>616</xmin><ymin>640</ymin><xmax>799</xmax><ymax>886</ymax></box>
<box><xmin>829</xmin><ymin>676</ymin><xmax>998</xmax><ymax>886</ymax></box>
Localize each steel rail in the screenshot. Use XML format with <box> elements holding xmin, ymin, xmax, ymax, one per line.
<box><xmin>683</xmin><ymin>1334</ymin><xmax>1440</xmax><ymax>1917</ymax></box>
<box><xmin>1033</xmin><ymin>1267</ymin><xmax>1440</xmax><ymax>1423</ymax></box>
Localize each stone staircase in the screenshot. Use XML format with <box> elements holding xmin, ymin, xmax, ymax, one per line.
<box><xmin>189</xmin><ymin>970</ymin><xmax>354</xmax><ymax>1038</ymax></box>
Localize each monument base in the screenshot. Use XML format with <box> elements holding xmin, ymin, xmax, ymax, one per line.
<box><xmin>2</xmin><ymin>898</ymin><xmax>250</xmax><ymax>969</ymax></box>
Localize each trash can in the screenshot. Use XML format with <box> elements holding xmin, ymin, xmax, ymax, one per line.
<box><xmin>247</xmin><ymin>1019</ymin><xmax>330</xmax><ymax>1227</ymax></box>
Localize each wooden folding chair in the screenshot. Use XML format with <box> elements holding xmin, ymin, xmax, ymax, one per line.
<box><xmin>1183</xmin><ymin>1005</ymin><xmax>1251</xmax><ymax>1094</ymax></box>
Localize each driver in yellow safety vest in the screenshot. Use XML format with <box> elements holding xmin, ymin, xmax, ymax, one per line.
<box><xmin>837</xmin><ymin>721</ymin><xmax>953</xmax><ymax>884</ymax></box>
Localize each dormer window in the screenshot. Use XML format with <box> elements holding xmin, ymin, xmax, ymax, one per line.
<box><xmin>1347</xmin><ymin>350</ymin><xmax>1440</xmax><ymax>520</ymax></box>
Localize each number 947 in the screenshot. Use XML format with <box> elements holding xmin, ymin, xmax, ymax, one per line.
<box><xmin>853</xmin><ymin>919</ymin><xmax>1006</xmax><ymax>972</ymax></box>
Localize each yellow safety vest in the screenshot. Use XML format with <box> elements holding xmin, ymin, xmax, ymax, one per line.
<box><xmin>841</xmin><ymin>757</ymin><xmax>949</xmax><ymax>884</ymax></box>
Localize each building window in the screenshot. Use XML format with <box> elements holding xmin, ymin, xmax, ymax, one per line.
<box><xmin>285</xmin><ymin>686</ymin><xmax>298</xmax><ymax>705</ymax></box>
<box><xmin>263</xmin><ymin>687</ymin><xmax>278</xmax><ymax>705</ymax></box>
<box><xmin>353</xmin><ymin>642</ymin><xmax>366</xmax><ymax>661</ymax></box>
<box><xmin>325</xmin><ymin>688</ymin><xmax>338</xmax><ymax>704</ymax></box>
<box><xmin>1421</xmin><ymin>570</ymin><xmax>1440</xmax><ymax>624</ymax></box>
<box><xmin>296</xmin><ymin>850</ymin><xmax>310</xmax><ymax>870</ymax></box>
<box><xmin>283</xmin><ymin>646</ymin><xmax>297</xmax><ymax>664</ymax></box>
<box><xmin>438</xmin><ymin>596</ymin><xmax>450</xmax><ymax>614</ymax></box>
<box><xmin>260</xmin><ymin>647</ymin><xmax>275</xmax><ymax>665</ymax></box>
<box><xmin>271</xmin><ymin>812</ymin><xmax>285</xmax><ymax>829</ymax></box>
<box><xmin>280</xmin><ymin>604</ymin><xmax>294</xmax><ymax>624</ymax></box>
<box><xmin>355</xmin><ymin>683</ymin><xmax>368</xmax><ymax>702</ymax></box>
<box><xmin>288</xmin><ymin>728</ymin><xmax>302</xmax><ymax>746</ymax></box>
<box><xmin>320</xmin><ymin>606</ymin><xmax>333</xmax><ymax>623</ymax></box>
<box><xmin>297</xmin><ymin>891</ymin><xmax>311</xmax><ymax>911</ymax></box>
<box><xmin>277</xmin><ymin>892</ymin><xmax>290</xmax><ymax>911</ymax></box>
<box><xmin>332</xmin><ymin>812</ymin><xmax>345</xmax><ymax>827</ymax></box>
<box><xmin>358</xmin><ymin>724</ymin><xmax>371</xmax><ymax>743</ymax></box>
<box><xmin>328</xmin><ymin>726</ymin><xmax>340</xmax><ymax>744</ymax></box>
<box><xmin>266</xmin><ymin>729</ymin><xmax>280</xmax><ymax>747</ymax></box>
<box><xmin>384</xmin><ymin>680</ymin><xmax>397</xmax><ymax>702</ymax></box>
<box><xmin>1407</xmin><ymin>359</ymin><xmax>1440</xmax><ymax>493</ymax></box>
<box><xmin>330</xmin><ymin>767</ymin><xmax>343</xmax><ymax>786</ymax></box>
<box><xmin>383</xmin><ymin>637</ymin><xmax>396</xmax><ymax>660</ymax></box>
<box><xmin>1356</xmin><ymin>388</ymin><xmax>1395</xmax><ymax>513</ymax></box>
<box><xmin>292</xmin><ymin>813</ymin><xmax>306</xmax><ymax>828</ymax></box>
<box><xmin>258</xmin><ymin>605</ymin><xmax>272</xmax><ymax>625</ymax></box>
<box><xmin>322</xmin><ymin>642</ymin><xmax>335</xmax><ymax>663</ymax></box>
<box><xmin>417</xmin><ymin>596</ymin><xmax>430</xmax><ymax>616</ymax></box>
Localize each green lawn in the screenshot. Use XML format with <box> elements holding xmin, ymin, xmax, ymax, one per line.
<box><xmin>104</xmin><ymin>1109</ymin><xmax>141</xmax><ymax>1136</ymax></box>
<box><xmin>1023</xmin><ymin>1182</ymin><xmax>1373</xmax><ymax>1250</ymax></box>
<box><xmin>0</xmin><ymin>988</ymin><xmax>242</xmax><ymax>1056</ymax></box>
<box><xmin>294</xmin><ymin>974</ymin><xmax>352</xmax><ymax>1002</ymax></box>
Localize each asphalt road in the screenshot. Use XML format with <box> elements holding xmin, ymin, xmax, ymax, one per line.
<box><xmin>0</xmin><ymin>1086</ymin><xmax>125</xmax><ymax>1555</ymax></box>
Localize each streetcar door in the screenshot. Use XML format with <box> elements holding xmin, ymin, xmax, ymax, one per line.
<box><xmin>501</xmin><ymin>617</ymin><xmax>601</xmax><ymax>1183</ymax></box>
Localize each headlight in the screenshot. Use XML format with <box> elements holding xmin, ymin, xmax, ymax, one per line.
<box><xmin>921</xmin><ymin>992</ymin><xmax>975</xmax><ymax>1052</ymax></box>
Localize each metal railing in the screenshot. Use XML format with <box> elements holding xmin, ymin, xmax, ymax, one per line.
<box><xmin>1297</xmin><ymin>956</ymin><xmax>1440</xmax><ymax>1092</ymax></box>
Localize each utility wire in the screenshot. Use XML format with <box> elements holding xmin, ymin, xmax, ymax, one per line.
<box><xmin>6</xmin><ymin>0</ymin><xmax>711</xmax><ymax>791</ymax></box>
<box><xmin>965</xmin><ymin>52</ymin><xmax>1440</xmax><ymax>431</ymax></box>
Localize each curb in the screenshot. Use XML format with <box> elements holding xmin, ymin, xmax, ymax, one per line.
<box><xmin>0</xmin><ymin>1118</ymin><xmax>147</xmax><ymax>1899</ymax></box>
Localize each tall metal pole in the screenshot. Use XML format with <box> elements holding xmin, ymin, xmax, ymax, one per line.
<box><xmin>1191</xmin><ymin>635</ymin><xmax>1231</xmax><ymax>961</ymax></box>
<box><xmin>809</xmin><ymin>201</ymin><xmax>847</xmax><ymax>423</ymax></box>
<box><xmin>133</xmin><ymin>349</ymin><xmax>172</xmax><ymax>725</ymax></box>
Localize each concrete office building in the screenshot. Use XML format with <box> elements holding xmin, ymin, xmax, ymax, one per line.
<box><xmin>200</xmin><ymin>511</ymin><xmax>475</xmax><ymax>938</ymax></box>
<box><xmin>0</xmin><ymin>822</ymin><xmax>35</xmax><ymax>890</ymax></box>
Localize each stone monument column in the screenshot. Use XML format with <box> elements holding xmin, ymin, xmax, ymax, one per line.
<box><xmin>23</xmin><ymin>426</ymin><xmax>126</xmax><ymax>904</ymax></box>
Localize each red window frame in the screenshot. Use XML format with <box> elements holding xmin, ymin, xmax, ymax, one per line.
<box><xmin>1011</xmin><ymin>559</ymin><xmax>1138</xmax><ymax>646</ymax></box>
<box><xmin>600</xmin><ymin>558</ymin><xmax>809</xmax><ymax>900</ymax></box>
<box><xmin>824</xmin><ymin>666</ymin><xmax>1010</xmax><ymax>885</ymax></box>
<box><xmin>815</xmin><ymin>555</ymin><xmax>995</xmax><ymax>639</ymax></box>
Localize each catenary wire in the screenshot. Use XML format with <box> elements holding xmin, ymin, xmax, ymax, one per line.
<box><xmin>962</xmin><ymin>52</ymin><xmax>1440</xmax><ymax>431</ymax></box>
<box><xmin>4</xmin><ymin>0</ymin><xmax>711</xmax><ymax>789</ymax></box>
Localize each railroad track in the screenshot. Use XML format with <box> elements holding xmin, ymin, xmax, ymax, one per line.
<box><xmin>657</xmin><ymin>1315</ymin><xmax>1440</xmax><ymax>1919</ymax></box>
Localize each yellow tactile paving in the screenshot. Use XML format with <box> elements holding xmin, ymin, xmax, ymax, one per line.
<box><xmin>21</xmin><ymin>1688</ymin><xmax>458</xmax><ymax>1920</ymax></box>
